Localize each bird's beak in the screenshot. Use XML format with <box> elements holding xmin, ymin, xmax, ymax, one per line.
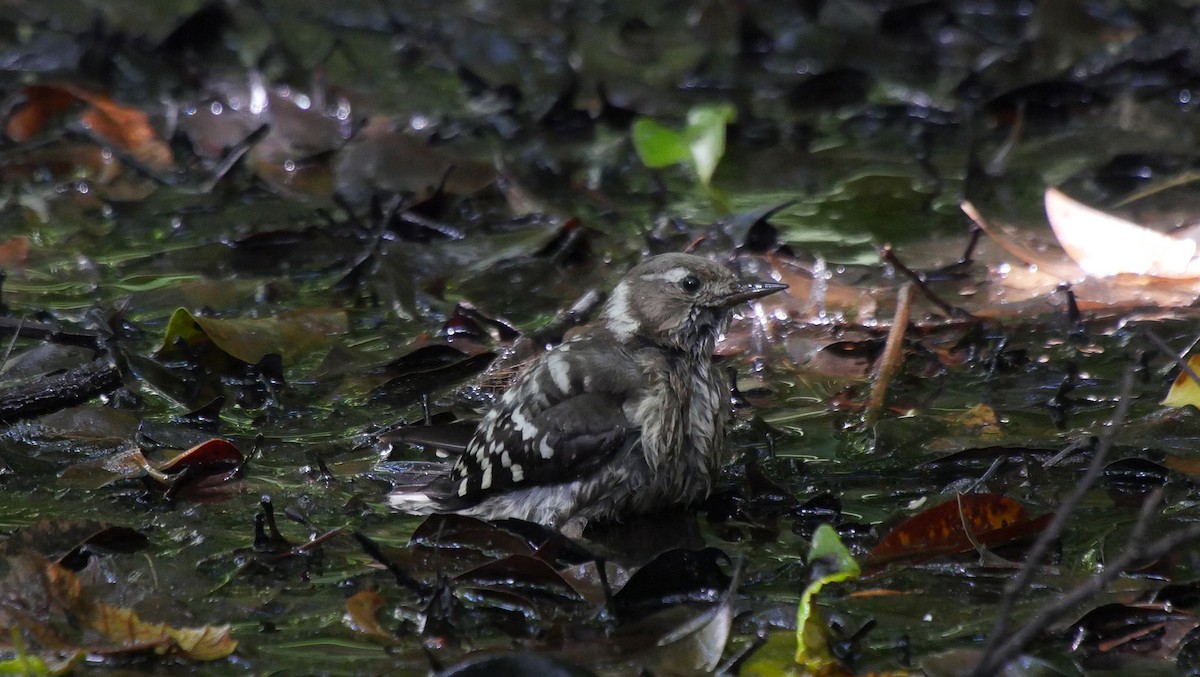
<box><xmin>721</xmin><ymin>281</ymin><xmax>788</xmax><ymax>306</ymax></box>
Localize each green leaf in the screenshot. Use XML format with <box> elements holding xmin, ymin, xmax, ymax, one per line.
<box><xmin>684</xmin><ymin>103</ymin><xmax>736</xmax><ymax>186</ymax></box>
<box><xmin>808</xmin><ymin>523</ymin><xmax>860</xmax><ymax>580</ymax></box>
<box><xmin>0</xmin><ymin>655</ymin><xmax>50</xmax><ymax>676</ymax></box>
<box><xmin>737</xmin><ymin>631</ymin><xmax>802</xmax><ymax>677</ymax></box>
<box><xmin>795</xmin><ymin>524</ymin><xmax>860</xmax><ymax>669</ymax></box>
<box><xmin>631</xmin><ymin>118</ymin><xmax>689</xmax><ymax>168</ymax></box>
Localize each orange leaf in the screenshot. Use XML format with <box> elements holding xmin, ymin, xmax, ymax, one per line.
<box><xmin>5</xmin><ymin>84</ymin><xmax>173</xmax><ymax>171</ymax></box>
<box><xmin>0</xmin><ymin>236</ymin><xmax>30</xmax><ymax>268</ymax></box>
<box><xmin>1163</xmin><ymin>454</ymin><xmax>1200</xmax><ymax>476</ymax></box>
<box><xmin>344</xmin><ymin>590</ymin><xmax>393</xmax><ymax>642</ymax></box>
<box><xmin>29</xmin><ymin>560</ymin><xmax>239</xmax><ymax>660</ymax></box>
<box><xmin>5</xmin><ymin>85</ymin><xmax>77</xmax><ymax>141</ymax></box>
<box><xmin>867</xmin><ymin>493</ymin><xmax>1048</xmax><ymax>566</ymax></box>
<box><xmin>88</xmin><ymin>601</ymin><xmax>237</xmax><ymax>660</ymax></box>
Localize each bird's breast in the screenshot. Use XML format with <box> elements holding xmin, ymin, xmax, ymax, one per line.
<box><xmin>633</xmin><ymin>353</ymin><xmax>725</xmax><ymax>499</ymax></box>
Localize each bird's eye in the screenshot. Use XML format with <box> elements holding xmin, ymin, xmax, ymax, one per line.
<box><xmin>679</xmin><ymin>275</ymin><xmax>702</xmax><ymax>294</ymax></box>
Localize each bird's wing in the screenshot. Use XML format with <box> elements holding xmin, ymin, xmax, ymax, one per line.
<box><xmin>446</xmin><ymin>339</ymin><xmax>643</xmax><ymax>503</ymax></box>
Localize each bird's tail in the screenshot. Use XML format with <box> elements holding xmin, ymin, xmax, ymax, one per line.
<box><xmin>382</xmin><ymin>460</ymin><xmax>454</xmax><ymax>515</ymax></box>
<box><xmin>386</xmin><ymin>489</ymin><xmax>441</xmax><ymax>515</ymax></box>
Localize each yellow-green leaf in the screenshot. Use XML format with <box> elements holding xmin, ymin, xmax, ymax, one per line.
<box><xmin>1164</xmin><ymin>355</ymin><xmax>1200</xmax><ymax>408</ymax></box>
<box><xmin>738</xmin><ymin>631</ymin><xmax>803</xmax><ymax>677</ymax></box>
<box><xmin>157</xmin><ymin>307</ymin><xmax>348</xmax><ymax>366</ymax></box>
<box><xmin>795</xmin><ymin>524</ymin><xmax>860</xmax><ymax>670</ymax></box>
<box><xmin>632</xmin><ymin>118</ymin><xmax>689</xmax><ymax>168</ymax></box>
<box><xmin>685</xmin><ymin>103</ymin><xmax>736</xmax><ymax>187</ymax></box>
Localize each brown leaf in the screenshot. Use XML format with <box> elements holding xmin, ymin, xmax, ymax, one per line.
<box><xmin>343</xmin><ymin>590</ymin><xmax>393</xmax><ymax>642</ymax></box>
<box><xmin>157</xmin><ymin>438</ymin><xmax>244</xmax><ymax>474</ymax></box>
<box><xmin>335</xmin><ymin>117</ymin><xmax>496</xmax><ymax>202</ymax></box>
<box><xmin>87</xmin><ymin>600</ymin><xmax>237</xmax><ymax>659</ymax></box>
<box><xmin>867</xmin><ymin>493</ymin><xmax>1049</xmax><ymax>567</ymax></box>
<box><xmin>0</xmin><ymin>236</ymin><xmax>30</xmax><ymax>268</ymax></box>
<box><xmin>6</xmin><ymin>84</ymin><xmax>174</xmax><ymax>171</ymax></box>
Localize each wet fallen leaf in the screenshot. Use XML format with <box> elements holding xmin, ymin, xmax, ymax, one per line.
<box><xmin>1163</xmin><ymin>355</ymin><xmax>1200</xmax><ymax>408</ymax></box>
<box><xmin>945</xmin><ymin>404</ymin><xmax>1003</xmax><ymax>437</ymax></box>
<box><xmin>343</xmin><ymin>590</ymin><xmax>393</xmax><ymax>642</ymax></box>
<box><xmin>0</xmin><ymin>555</ymin><xmax>236</xmax><ymax>662</ymax></box>
<box><xmin>61</xmin><ymin>440</ymin><xmax>243</xmax><ymax>496</ymax></box>
<box><xmin>961</xmin><ymin>200</ymin><xmax>1087</xmax><ymax>282</ymax></box>
<box><xmin>157</xmin><ymin>307</ymin><xmax>348</xmax><ymax>366</ymax></box>
<box><xmin>6</xmin><ymin>84</ymin><xmax>174</xmax><ymax>171</ymax></box>
<box><xmin>1068</xmin><ymin>602</ymin><xmax>1199</xmax><ymax>659</ymax></box>
<box><xmin>88</xmin><ymin>602</ymin><xmax>237</xmax><ymax>660</ymax></box>
<box><xmin>618</xmin><ymin>599</ymin><xmax>733</xmax><ymax>674</ymax></box>
<box><xmin>867</xmin><ymin>493</ymin><xmax>1049</xmax><ymax>567</ymax></box>
<box><xmin>0</xmin><ymin>520</ymin><xmax>149</xmax><ymax>563</ymax></box>
<box><xmin>454</xmin><ymin>555</ymin><xmax>584</xmax><ymax>605</ymax></box>
<box><xmin>1162</xmin><ymin>454</ymin><xmax>1200</xmax><ymax>477</ymax></box>
<box><xmin>59</xmin><ymin>447</ymin><xmax>156</xmax><ymax>489</ymax></box>
<box><xmin>0</xmin><ymin>236</ymin><xmax>29</xmax><ymax>268</ymax></box>
<box><xmin>157</xmin><ymin>438</ymin><xmax>244</xmax><ymax>474</ymax></box>
<box><xmin>335</xmin><ymin>117</ymin><xmax>496</xmax><ymax>203</ymax></box>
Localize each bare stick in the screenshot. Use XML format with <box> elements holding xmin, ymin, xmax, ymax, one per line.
<box><xmin>1145</xmin><ymin>329</ymin><xmax>1200</xmax><ymax>390</ymax></box>
<box><xmin>864</xmin><ymin>283</ymin><xmax>913</xmax><ymax>426</ymax></box>
<box><xmin>0</xmin><ymin>356</ymin><xmax>122</xmax><ymax>423</ymax></box>
<box><xmin>970</xmin><ymin>365</ymin><xmax>1136</xmax><ymax>676</ymax></box>
<box><xmin>972</xmin><ymin>487</ymin><xmax>1179</xmax><ymax>676</ymax></box>
<box><xmin>880</xmin><ymin>245</ymin><xmax>975</xmax><ymax>320</ymax></box>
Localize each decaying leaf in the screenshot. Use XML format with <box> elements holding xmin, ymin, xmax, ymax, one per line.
<box><xmin>343</xmin><ymin>590</ymin><xmax>393</xmax><ymax>642</ymax></box>
<box><xmin>0</xmin><ymin>555</ymin><xmax>236</xmax><ymax>663</ymax></box>
<box><xmin>6</xmin><ymin>84</ymin><xmax>174</xmax><ymax>172</ymax></box>
<box><xmin>866</xmin><ymin>493</ymin><xmax>1050</xmax><ymax>567</ymax></box>
<box><xmin>60</xmin><ymin>439</ymin><xmax>244</xmax><ymax>496</ymax></box>
<box><xmin>0</xmin><ymin>236</ymin><xmax>29</xmax><ymax>268</ymax></box>
<box><xmin>945</xmin><ymin>404</ymin><xmax>1003</xmax><ymax>437</ymax></box>
<box><xmin>334</xmin><ymin>117</ymin><xmax>496</xmax><ymax>203</ymax></box>
<box><xmin>1164</xmin><ymin>355</ymin><xmax>1200</xmax><ymax>409</ymax></box>
<box><xmin>156</xmin><ymin>307</ymin><xmax>348</xmax><ymax>366</ymax></box>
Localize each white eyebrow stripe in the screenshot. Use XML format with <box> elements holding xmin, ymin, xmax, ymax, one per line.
<box><xmin>641</xmin><ymin>267</ymin><xmax>690</xmax><ymax>283</ymax></box>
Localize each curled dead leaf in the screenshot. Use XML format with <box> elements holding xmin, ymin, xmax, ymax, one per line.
<box><xmin>1044</xmin><ymin>187</ymin><xmax>1200</xmax><ymax>279</ymax></box>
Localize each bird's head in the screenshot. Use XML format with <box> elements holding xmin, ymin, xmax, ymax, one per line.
<box><xmin>600</xmin><ymin>253</ymin><xmax>787</xmax><ymax>355</ymax></box>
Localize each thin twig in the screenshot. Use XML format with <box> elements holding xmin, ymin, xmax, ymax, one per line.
<box><xmin>879</xmin><ymin>245</ymin><xmax>975</xmax><ymax>320</ymax></box>
<box><xmin>865</xmin><ymin>283</ymin><xmax>913</xmax><ymax>426</ymax></box>
<box><xmin>973</xmin><ymin>487</ymin><xmax>1180</xmax><ymax>676</ymax></box>
<box><xmin>1145</xmin><ymin>329</ymin><xmax>1200</xmax><ymax>389</ymax></box>
<box><xmin>0</xmin><ymin>316</ymin><xmax>105</xmax><ymax>349</ymax></box>
<box><xmin>970</xmin><ymin>365</ymin><xmax>1137</xmax><ymax>676</ymax></box>
<box><xmin>1</xmin><ymin>315</ymin><xmax>23</xmax><ymax>364</ymax></box>
<box><xmin>959</xmin><ymin>225</ymin><xmax>983</xmax><ymax>265</ymax></box>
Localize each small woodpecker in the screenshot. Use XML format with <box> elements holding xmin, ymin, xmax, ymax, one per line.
<box><xmin>387</xmin><ymin>253</ymin><xmax>787</xmax><ymax>530</ymax></box>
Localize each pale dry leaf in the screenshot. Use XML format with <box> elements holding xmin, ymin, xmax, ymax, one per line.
<box><xmin>1044</xmin><ymin>187</ymin><xmax>1200</xmax><ymax>278</ymax></box>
